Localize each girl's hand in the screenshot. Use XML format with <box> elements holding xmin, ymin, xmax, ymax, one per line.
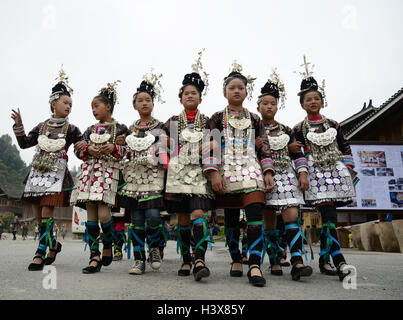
<box><xmin>11</xmin><ymin>108</ymin><xmax>23</xmax><ymax>127</ymax></box>
<box><xmin>210</xmin><ymin>170</ymin><xmax>226</xmax><ymax>195</ymax></box>
<box><xmin>87</xmin><ymin>145</ymin><xmax>101</xmax><ymax>158</ymax></box>
<box><xmin>116</xmin><ymin>135</ymin><xmax>125</xmax><ymax>146</ymax></box>
<box><xmin>100</xmin><ymin>143</ymin><xmax>115</xmax><ymax>155</ymax></box>
<box><xmin>264</xmin><ymin>171</ymin><xmax>275</xmax><ymax>193</ymax></box>
<box><xmin>288</xmin><ymin>141</ymin><xmax>304</xmax><ymax>154</ymax></box>
<box><xmin>298</xmin><ymin>172</ymin><xmax>310</xmax><ymax>191</ymax></box>
<box><xmin>255</xmin><ymin>137</ymin><xmax>263</xmax><ymax>151</ymax></box>
<box><xmin>74</xmin><ymin>141</ymin><xmax>87</xmax><ymax>152</ymax></box>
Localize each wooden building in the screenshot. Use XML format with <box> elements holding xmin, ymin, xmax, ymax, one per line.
<box><xmin>338</xmin><ymin>87</ymin><xmax>403</xmax><ymax>225</ymax></box>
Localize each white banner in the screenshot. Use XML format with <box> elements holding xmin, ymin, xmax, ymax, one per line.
<box><xmin>341</xmin><ymin>145</ymin><xmax>403</xmax><ymax>210</ymax></box>
<box><xmin>71</xmin><ymin>206</ymin><xmax>87</xmax><ymax>233</ymax></box>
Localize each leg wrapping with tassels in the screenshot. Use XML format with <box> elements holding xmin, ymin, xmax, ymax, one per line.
<box><xmin>284</xmin><ymin>220</ymin><xmax>314</xmax><ymax>266</ymax></box>
<box><xmin>127</xmin><ymin>224</ymin><xmax>146</xmax><ymax>261</ymax></box>
<box><xmin>192</xmin><ymin>215</ymin><xmax>212</xmax><ymax>262</ymax></box>
<box><xmin>84</xmin><ymin>221</ymin><xmax>101</xmax><ymax>258</ymax></box>
<box><xmin>225</xmin><ymin>227</ymin><xmax>241</xmax><ymax>262</ymax></box>
<box><xmin>246</xmin><ymin>221</ymin><xmax>264</xmax><ymax>267</ymax></box>
<box><xmin>36</xmin><ymin>218</ymin><xmax>55</xmax><ymax>257</ymax></box>
<box><xmin>241</xmin><ymin>233</ymin><xmax>248</xmax><ymax>258</ymax></box>
<box><xmin>177</xmin><ymin>224</ymin><xmax>192</xmax><ymax>264</ymax></box>
<box><xmin>147</xmin><ymin>224</ymin><xmax>162</xmax><ymax>249</ymax></box>
<box><xmin>100</xmin><ymin>220</ymin><xmax>114</xmax><ymax>250</ymax></box>
<box><xmin>320</xmin><ymin>221</ymin><xmax>346</xmax><ymax>268</ymax></box>
<box><xmin>263</xmin><ymin>229</ymin><xmax>284</xmax><ymax>266</ymax></box>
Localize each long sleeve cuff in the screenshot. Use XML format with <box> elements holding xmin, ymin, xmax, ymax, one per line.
<box><xmin>294</xmin><ymin>157</ymin><xmax>309</xmax><ymax>173</ymax></box>
<box><xmin>260</xmin><ymin>158</ymin><xmax>275</xmax><ymax>174</ymax></box>
<box><xmin>202</xmin><ymin>157</ymin><xmax>219</xmax><ymax>172</ymax></box>
<box><xmin>13</xmin><ymin>124</ymin><xmax>25</xmax><ymax>137</ymax></box>
<box><xmin>112</xmin><ymin>144</ymin><xmax>124</xmax><ymax>160</ymax></box>
<box><xmin>341</xmin><ymin>155</ymin><xmax>355</xmax><ymax>168</ymax></box>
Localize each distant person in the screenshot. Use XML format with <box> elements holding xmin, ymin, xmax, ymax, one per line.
<box><xmin>34</xmin><ymin>223</ymin><xmax>40</xmax><ymax>240</ymax></box>
<box><xmin>0</xmin><ymin>220</ymin><xmax>4</xmax><ymax>240</ymax></box>
<box><xmin>22</xmin><ymin>223</ymin><xmax>28</xmax><ymax>240</ymax></box>
<box><xmin>62</xmin><ymin>225</ymin><xmax>67</xmax><ymax>240</ymax></box>
<box><xmin>11</xmin><ymin>216</ymin><xmax>20</xmax><ymax>240</ymax></box>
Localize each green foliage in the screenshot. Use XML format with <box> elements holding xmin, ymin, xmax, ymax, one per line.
<box><xmin>0</xmin><ymin>213</ymin><xmax>15</xmax><ymax>233</ymax></box>
<box><xmin>0</xmin><ymin>134</ymin><xmax>29</xmax><ymax>183</ymax></box>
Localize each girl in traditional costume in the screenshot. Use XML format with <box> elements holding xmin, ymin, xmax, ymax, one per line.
<box><xmin>292</xmin><ymin>55</ymin><xmax>356</xmax><ymax>280</ymax></box>
<box><xmin>118</xmin><ymin>72</ymin><xmax>169</xmax><ymax>275</ymax></box>
<box><xmin>11</xmin><ymin>68</ymin><xmax>83</xmax><ymax>271</ymax></box>
<box><xmin>256</xmin><ymin>69</ymin><xmax>313</xmax><ymax>281</ymax></box>
<box><xmin>165</xmin><ymin>50</ymin><xmax>214</xmax><ymax>281</ymax></box>
<box><xmin>206</xmin><ymin>61</ymin><xmax>275</xmax><ymax>287</ymax></box>
<box><xmin>70</xmin><ymin>81</ymin><xmax>129</xmax><ymax>274</ymax></box>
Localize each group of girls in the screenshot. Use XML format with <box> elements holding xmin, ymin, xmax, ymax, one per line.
<box><xmin>11</xmin><ymin>53</ymin><xmax>357</xmax><ymax>287</ymax></box>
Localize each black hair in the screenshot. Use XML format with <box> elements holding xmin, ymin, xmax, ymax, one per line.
<box><xmin>133</xmin><ymin>80</ymin><xmax>155</xmax><ymax>104</ymax></box>
<box><xmin>178</xmin><ymin>72</ymin><xmax>205</xmax><ymax>99</ymax></box>
<box><xmin>223</xmin><ymin>71</ymin><xmax>248</xmax><ymax>89</ymax></box>
<box><xmin>49</xmin><ymin>83</ymin><xmax>71</xmax><ymax>112</ymax></box>
<box><xmin>94</xmin><ymin>90</ymin><xmax>115</xmax><ymax>114</ymax></box>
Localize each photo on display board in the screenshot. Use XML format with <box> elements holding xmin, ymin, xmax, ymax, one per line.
<box><xmin>360</xmin><ymin>168</ymin><xmax>376</xmax><ymax>176</ymax></box>
<box><xmin>376</xmin><ymin>168</ymin><xmax>394</xmax><ymax>177</ymax></box>
<box><xmin>358</xmin><ymin>151</ymin><xmax>387</xmax><ymax>168</ymax></box>
<box><xmin>361</xmin><ymin>199</ymin><xmax>377</xmax><ymax>208</ymax></box>
<box><xmin>390</xmin><ymin>192</ymin><xmax>403</xmax><ymax>208</ymax></box>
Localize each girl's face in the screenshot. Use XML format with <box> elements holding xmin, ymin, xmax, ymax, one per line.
<box><xmin>224</xmin><ymin>78</ymin><xmax>247</xmax><ymax>105</ymax></box>
<box><xmin>301</xmin><ymin>91</ymin><xmax>323</xmax><ymax>116</ymax></box>
<box><xmin>91</xmin><ymin>97</ymin><xmax>111</xmax><ymax>121</ymax></box>
<box><xmin>257</xmin><ymin>95</ymin><xmax>278</xmax><ymax>120</ymax></box>
<box><xmin>51</xmin><ymin>95</ymin><xmax>72</xmax><ymax>118</ymax></box>
<box><xmin>133</xmin><ymin>92</ymin><xmax>154</xmax><ymax>117</ymax></box>
<box><xmin>180</xmin><ymin>85</ymin><xmax>202</xmax><ymax>111</ymax></box>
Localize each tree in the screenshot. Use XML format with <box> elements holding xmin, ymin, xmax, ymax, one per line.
<box><xmin>0</xmin><ymin>134</ymin><xmax>29</xmax><ymax>184</ymax></box>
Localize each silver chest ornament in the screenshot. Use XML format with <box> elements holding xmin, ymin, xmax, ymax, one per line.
<box><xmin>306</xmin><ymin>127</ymin><xmax>337</xmax><ymax>146</ymax></box>
<box><xmin>37</xmin><ymin>134</ymin><xmax>66</xmax><ymax>152</ymax></box>
<box><xmin>90</xmin><ymin>133</ymin><xmax>111</xmax><ymax>145</ymax></box>
<box><xmin>268</xmin><ymin>133</ymin><xmax>290</xmax><ymax>151</ymax></box>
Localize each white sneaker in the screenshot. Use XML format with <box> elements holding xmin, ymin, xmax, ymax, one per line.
<box><xmin>149</xmin><ymin>247</ymin><xmax>161</xmax><ymax>270</ymax></box>
<box><xmin>129</xmin><ymin>260</ymin><xmax>145</xmax><ymax>275</ymax></box>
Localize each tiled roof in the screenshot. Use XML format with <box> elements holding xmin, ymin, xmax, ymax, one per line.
<box><xmin>341</xmin><ymin>87</ymin><xmax>403</xmax><ymax>139</ymax></box>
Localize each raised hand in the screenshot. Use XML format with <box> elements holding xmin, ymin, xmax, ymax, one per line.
<box><xmin>11</xmin><ymin>108</ymin><xmax>23</xmax><ymax>127</ymax></box>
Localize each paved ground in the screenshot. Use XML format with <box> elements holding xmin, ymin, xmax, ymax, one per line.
<box><xmin>0</xmin><ymin>235</ymin><xmax>402</xmax><ymax>300</ymax></box>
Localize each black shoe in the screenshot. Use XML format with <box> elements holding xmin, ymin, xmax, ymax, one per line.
<box><xmin>319</xmin><ymin>263</ymin><xmax>338</xmax><ymax>276</ymax></box>
<box><xmin>241</xmin><ymin>256</ymin><xmax>249</xmax><ymax>265</ymax></box>
<box><xmin>291</xmin><ymin>264</ymin><xmax>313</xmax><ymax>281</ymax></box>
<box><xmin>337</xmin><ymin>263</ymin><xmax>353</xmax><ymax>281</ymax></box>
<box><xmin>82</xmin><ymin>258</ymin><xmax>102</xmax><ymax>274</ymax></box>
<box><xmin>279</xmin><ymin>257</ymin><xmax>291</xmax><ymax>267</ymax></box>
<box><xmin>230</xmin><ymin>261</ymin><xmax>243</xmax><ymax>277</ymax></box>
<box><xmin>193</xmin><ymin>259</ymin><xmax>210</xmax><ymax>281</ymax></box>
<box><xmin>178</xmin><ymin>263</ymin><xmax>192</xmax><ymax>276</ymax></box>
<box><xmin>247</xmin><ymin>265</ymin><xmax>266</xmax><ymax>287</ymax></box>
<box><xmin>270</xmin><ymin>266</ymin><xmax>283</xmax><ymax>276</ymax></box>
<box><xmin>101</xmin><ymin>247</ymin><xmax>113</xmax><ymax>266</ymax></box>
<box><xmin>44</xmin><ymin>242</ymin><xmax>62</xmax><ymax>265</ymax></box>
<box><xmin>28</xmin><ymin>255</ymin><xmax>45</xmax><ymax>271</ymax></box>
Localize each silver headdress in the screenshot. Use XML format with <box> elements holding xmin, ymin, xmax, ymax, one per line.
<box><xmin>224</xmin><ymin>60</ymin><xmax>256</xmax><ymax>101</ymax></box>
<box><xmin>49</xmin><ymin>65</ymin><xmax>74</xmax><ymax>104</ymax></box>
<box><xmin>258</xmin><ymin>68</ymin><xmax>287</xmax><ymax>109</ymax></box>
<box><xmin>100</xmin><ymin>80</ymin><xmax>121</xmax><ymax>106</ymax></box>
<box><xmin>295</xmin><ymin>55</ymin><xmax>327</xmax><ymax>107</ymax></box>
<box><xmin>137</xmin><ymin>68</ymin><xmax>165</xmax><ymax>104</ymax></box>
<box><xmin>190</xmin><ymin>48</ymin><xmax>209</xmax><ymax>96</ymax></box>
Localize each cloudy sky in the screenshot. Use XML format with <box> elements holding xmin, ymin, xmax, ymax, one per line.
<box><xmin>1</xmin><ymin>0</ymin><xmax>402</xmax><ymax>170</ymax></box>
